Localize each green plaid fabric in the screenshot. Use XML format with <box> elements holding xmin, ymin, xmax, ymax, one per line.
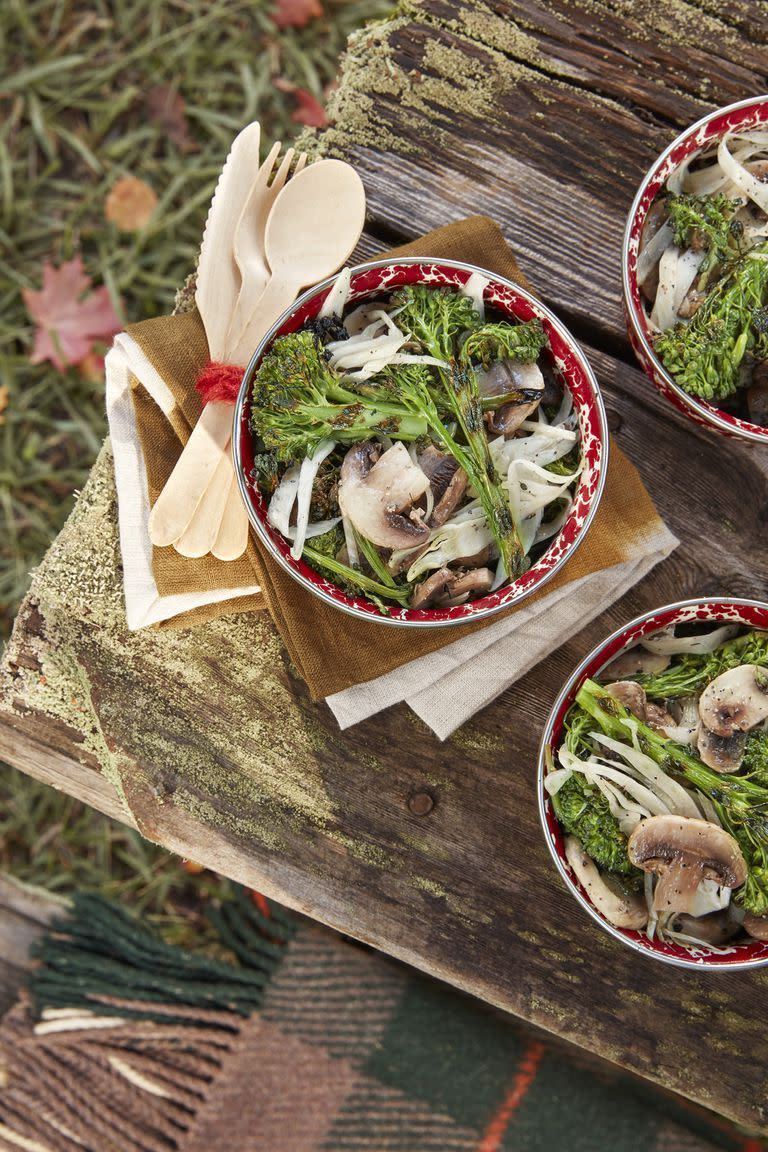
<box><xmin>0</xmin><ymin>896</ymin><xmax>764</xmax><ymax>1152</ymax></box>
<box><xmin>211</xmin><ymin>920</ymin><xmax>764</xmax><ymax>1152</ymax></box>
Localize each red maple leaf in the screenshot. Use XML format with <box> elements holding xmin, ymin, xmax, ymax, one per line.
<box><xmin>291</xmin><ymin>87</ymin><xmax>328</xmax><ymax>128</ymax></box>
<box><xmin>271</xmin><ymin>0</ymin><xmax>322</xmax><ymax>29</ymax></box>
<box><xmin>22</xmin><ymin>257</ymin><xmax>122</xmax><ymax>371</ymax></box>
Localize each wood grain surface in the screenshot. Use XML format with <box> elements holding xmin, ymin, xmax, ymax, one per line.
<box><xmin>2</xmin><ymin>0</ymin><xmax>768</xmax><ymax>1134</ymax></box>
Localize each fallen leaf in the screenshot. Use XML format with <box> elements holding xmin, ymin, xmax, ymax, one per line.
<box><xmin>271</xmin><ymin>0</ymin><xmax>322</xmax><ymax>28</ymax></box>
<box><xmin>105</xmin><ymin>174</ymin><xmax>159</xmax><ymax>232</ymax></box>
<box><xmin>291</xmin><ymin>87</ymin><xmax>328</xmax><ymax>128</ymax></box>
<box><xmin>22</xmin><ymin>257</ymin><xmax>121</xmax><ymax>371</ymax></box>
<box><xmin>0</xmin><ymin>385</ymin><xmax>8</xmax><ymax>425</ymax></box>
<box><xmin>145</xmin><ymin>85</ymin><xmax>198</xmax><ymax>153</ymax></box>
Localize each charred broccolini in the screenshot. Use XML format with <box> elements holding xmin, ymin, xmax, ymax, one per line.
<box><xmin>250</xmin><ymin>331</ymin><xmax>428</xmax><ymax>460</ymax></box>
<box><xmin>666</xmin><ymin>192</ymin><xmax>744</xmax><ymax>277</ymax></box>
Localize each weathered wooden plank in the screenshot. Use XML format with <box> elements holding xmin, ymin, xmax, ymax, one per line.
<box><xmin>322</xmin><ymin>0</ymin><xmax>768</xmax><ymax>342</ymax></box>
<box><xmin>1</xmin><ymin>335</ymin><xmax>767</xmax><ymax>1131</ymax></box>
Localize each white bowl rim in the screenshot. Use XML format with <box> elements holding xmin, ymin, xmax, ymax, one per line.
<box><xmin>537</xmin><ymin>595</ymin><xmax>768</xmax><ymax>971</ymax></box>
<box><xmin>233</xmin><ymin>254</ymin><xmax>609</xmax><ymax>629</ymax></box>
<box><xmin>622</xmin><ymin>94</ymin><xmax>768</xmax><ymax>445</ymax></box>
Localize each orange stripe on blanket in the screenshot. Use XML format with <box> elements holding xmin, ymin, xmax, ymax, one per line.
<box><xmin>477</xmin><ymin>1040</ymin><xmax>547</xmax><ymax>1152</ymax></box>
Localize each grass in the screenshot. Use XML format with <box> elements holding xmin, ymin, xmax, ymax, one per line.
<box><xmin>0</xmin><ymin>0</ymin><xmax>390</xmax><ymax>917</ymax></box>
<box><xmin>0</xmin><ymin>0</ymin><xmax>390</xmax><ymax>640</ymax></box>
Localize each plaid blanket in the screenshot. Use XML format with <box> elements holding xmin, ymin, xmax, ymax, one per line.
<box><xmin>0</xmin><ymin>894</ymin><xmax>763</xmax><ymax>1152</ymax></box>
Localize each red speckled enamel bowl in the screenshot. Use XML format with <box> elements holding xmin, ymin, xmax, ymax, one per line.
<box><xmin>233</xmin><ymin>257</ymin><xmax>608</xmax><ymax>627</ymax></box>
<box><xmin>538</xmin><ymin>597</ymin><xmax>768</xmax><ymax>970</ymax></box>
<box><xmin>623</xmin><ymin>95</ymin><xmax>768</xmax><ymax>443</ymax></box>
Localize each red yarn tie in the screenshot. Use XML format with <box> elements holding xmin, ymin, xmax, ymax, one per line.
<box><xmin>196</xmin><ymin>361</ymin><xmax>244</xmax><ymax>404</ymax></box>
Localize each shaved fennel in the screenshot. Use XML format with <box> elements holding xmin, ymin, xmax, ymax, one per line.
<box><xmin>290</xmin><ymin>439</ymin><xmax>337</xmax><ymax>560</ymax></box>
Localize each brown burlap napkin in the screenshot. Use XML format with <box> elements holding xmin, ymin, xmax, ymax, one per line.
<box><xmin>128</xmin><ymin>215</ymin><xmax>664</xmax><ymax>699</ymax></box>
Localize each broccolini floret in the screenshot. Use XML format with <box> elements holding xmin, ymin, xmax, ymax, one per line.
<box><xmin>667</xmin><ymin>192</ymin><xmax>743</xmax><ymax>275</ymax></box>
<box><xmin>251</xmin><ymin>450</ymin><xmax>280</xmax><ymax>497</ymax></box>
<box><xmin>460</xmin><ymin>318</ymin><xmax>548</xmax><ymax>368</ymax></box>
<box><xmin>744</xmin><ymin>731</ymin><xmax>768</xmax><ymax>787</ymax></box>
<box><xmin>655</xmin><ymin>242</ymin><xmax>768</xmax><ymax>401</ymax></box>
<box><xmin>250</xmin><ymin>331</ymin><xmax>427</xmax><ymax>461</ymax></box>
<box><xmin>551</xmin><ymin>773</ymin><xmax>637</xmax><ymax>875</ymax></box>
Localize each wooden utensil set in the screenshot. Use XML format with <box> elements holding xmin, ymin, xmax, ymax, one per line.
<box><xmin>147</xmin><ymin>121</ymin><xmax>366</xmax><ymax>562</ymax></box>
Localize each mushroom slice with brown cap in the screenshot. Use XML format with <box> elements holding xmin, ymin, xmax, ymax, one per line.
<box><xmin>743</xmin><ymin>912</ymin><xmax>768</xmax><ymax>941</ymax></box>
<box><xmin>698</xmin><ymin>664</ymin><xmax>768</xmax><ymax>738</ymax></box>
<box><xmin>486</xmin><ymin>398</ymin><xmax>541</xmax><ymax>438</ymax></box>
<box><xmin>338</xmin><ymin>441</ymin><xmax>431</xmax><ymax>551</ymax></box>
<box><xmin>409</xmin><ymin>566</ymin><xmax>494</xmax><ymax>609</ymax></box>
<box><xmin>606</xmin><ymin>680</ymin><xmax>647</xmax><ymax>719</ymax></box>
<box><xmin>697</xmin><ymin>725</ymin><xmax>748</xmax><ymax>773</ymax></box>
<box><xmin>601</xmin><ymin>646</ymin><xmax>670</xmax><ymax>680</ymax></box>
<box><xmin>564</xmin><ymin>837</ymin><xmax>647</xmax><ymax>930</ymax></box>
<box><xmin>409</xmin><ymin>567</ymin><xmax>453</xmax><ymax>609</ymax></box>
<box><xmin>417</xmin><ymin>446</ymin><xmax>468</xmax><ymax>527</ymax></box>
<box><xmin>669</xmin><ymin>909</ymin><xmax>741</xmax><ymax>946</ymax></box>
<box><xmin>628</xmin><ymin>815</ymin><xmax>748</xmax><ymax>915</ymax></box>
<box><xmin>438</xmin><ymin>567</ymin><xmax>494</xmax><ymax>607</ymax></box>
<box><xmin>604</xmin><ymin>681</ymin><xmax>676</xmax><ymax>733</ymax></box>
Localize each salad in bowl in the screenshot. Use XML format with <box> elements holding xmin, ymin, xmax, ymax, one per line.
<box><xmin>235</xmin><ymin>258</ymin><xmax>607</xmax><ymax>626</ymax></box>
<box><xmin>539</xmin><ymin>599</ymin><xmax>768</xmax><ymax>969</ymax></box>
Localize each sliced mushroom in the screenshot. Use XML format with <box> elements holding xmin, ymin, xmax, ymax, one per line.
<box><xmin>670</xmin><ymin>909</ymin><xmax>741</xmax><ymax>946</ymax></box>
<box><xmin>628</xmin><ymin>815</ymin><xmax>748</xmax><ymax>915</ymax></box>
<box><xmin>477</xmin><ymin>358</ymin><xmax>544</xmax><ymax>399</ymax></box>
<box><xmin>697</xmin><ymin>725</ymin><xmax>747</xmax><ymax>773</ymax></box>
<box><xmin>743</xmin><ymin>912</ymin><xmax>768</xmax><ymax>941</ymax></box>
<box><xmin>338</xmin><ymin>441</ymin><xmax>430</xmax><ymax>550</ymax></box>
<box><xmin>564</xmin><ymin>836</ymin><xmax>647</xmax><ymax>930</ymax></box>
<box><xmin>604</xmin><ymin>681</ymin><xmax>676</xmax><ymax>733</ymax></box>
<box><xmin>601</xmin><ymin>646</ymin><xmax>670</xmax><ymax>679</ymax></box>
<box><xmin>698</xmin><ymin>664</ymin><xmax>768</xmax><ymax>738</ymax></box>
<box><xmin>417</xmin><ymin>446</ymin><xmax>468</xmax><ymax>527</ymax></box>
<box><xmin>606</xmin><ymin>680</ymin><xmax>647</xmax><ymax>718</ymax></box>
<box><xmin>677</xmin><ymin>288</ymin><xmax>706</xmax><ymax>319</ymax></box>
<box><xmin>644</xmin><ymin>701</ymin><xmax>677</xmax><ymax>732</ymax></box>
<box><xmin>409</xmin><ymin>566</ymin><xmax>494</xmax><ymax>609</ymax></box>
<box><xmin>438</xmin><ymin>567</ymin><xmax>494</xmax><ymax>607</ymax></box>
<box><xmin>639</xmin><ymin>198</ymin><xmax>669</xmax><ymax>303</ymax></box>
<box><xmin>478</xmin><ymin>360</ymin><xmax>544</xmax><ymax>438</ymax></box>
<box><xmin>486</xmin><ymin>398</ymin><xmax>541</xmax><ymax>437</ymax></box>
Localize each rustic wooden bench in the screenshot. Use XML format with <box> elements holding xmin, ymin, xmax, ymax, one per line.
<box><xmin>3</xmin><ymin>0</ymin><xmax>768</xmax><ymax>1134</ymax></box>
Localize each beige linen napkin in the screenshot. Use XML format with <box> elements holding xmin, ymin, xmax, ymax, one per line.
<box><xmin>107</xmin><ymin>216</ymin><xmax>678</xmax><ymax>734</ymax></box>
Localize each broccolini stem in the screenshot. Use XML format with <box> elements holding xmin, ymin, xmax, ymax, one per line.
<box><xmin>427</xmin><ymin>398</ymin><xmax>524</xmax><ymax>579</ymax></box>
<box><xmin>352</xmin><ymin>529</ymin><xmax>399</xmax><ymax>589</ymax></box>
<box><xmin>303</xmin><ymin>544</ymin><xmax>411</xmax><ymax>606</ymax></box>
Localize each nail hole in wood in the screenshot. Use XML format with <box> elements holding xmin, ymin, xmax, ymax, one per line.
<box><xmin>408</xmin><ymin>789</ymin><xmax>434</xmax><ymax>816</ymax></box>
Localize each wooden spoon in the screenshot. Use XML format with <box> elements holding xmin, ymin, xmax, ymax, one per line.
<box><xmin>227</xmin><ymin>159</ymin><xmax>366</xmax><ymax>365</ymax></box>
